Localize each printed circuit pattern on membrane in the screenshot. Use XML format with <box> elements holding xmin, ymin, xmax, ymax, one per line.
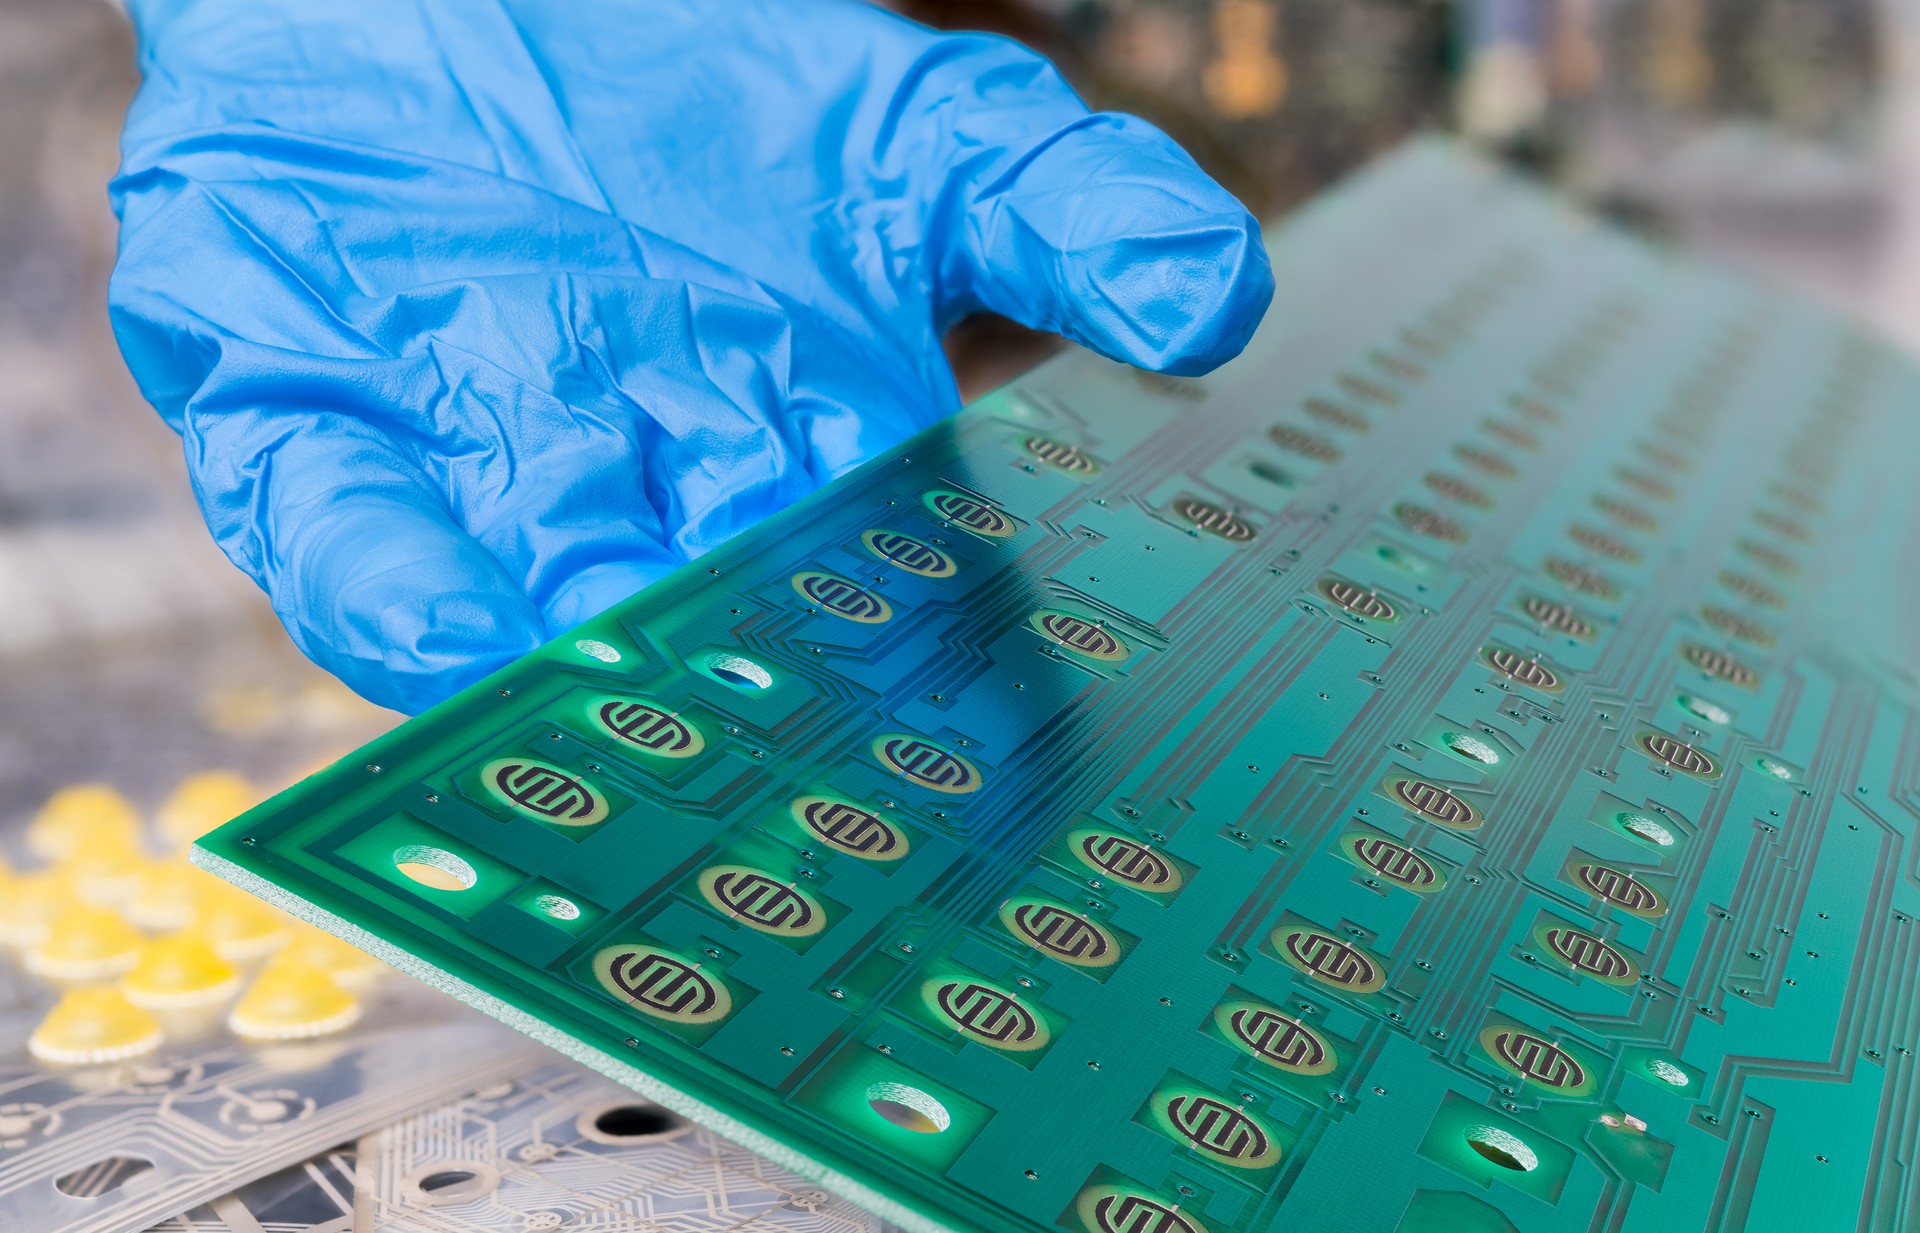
<box><xmin>195</xmin><ymin>140</ymin><xmax>1920</xmax><ymax>1233</ymax></box>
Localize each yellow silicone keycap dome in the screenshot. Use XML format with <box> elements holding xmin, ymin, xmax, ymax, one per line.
<box><xmin>25</xmin><ymin>904</ymin><xmax>145</xmax><ymax>982</ymax></box>
<box><xmin>227</xmin><ymin>957</ymin><xmax>362</xmax><ymax>1041</ymax></box>
<box><xmin>29</xmin><ymin>987</ymin><xmax>163</xmax><ymax>1065</ymax></box>
<box><xmin>121</xmin><ymin>933</ymin><xmax>241</xmax><ymax>1009</ymax></box>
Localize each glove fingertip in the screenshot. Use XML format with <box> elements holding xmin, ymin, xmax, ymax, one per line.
<box><xmin>1066</xmin><ymin>210</ymin><xmax>1275</xmax><ymax>376</ymax></box>
<box><xmin>955</xmin><ymin>116</ymin><xmax>1276</xmax><ymax>376</ymax></box>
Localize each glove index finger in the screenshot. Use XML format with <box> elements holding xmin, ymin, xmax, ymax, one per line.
<box><xmin>929</xmin><ymin>63</ymin><xmax>1275</xmax><ymax>375</ymax></box>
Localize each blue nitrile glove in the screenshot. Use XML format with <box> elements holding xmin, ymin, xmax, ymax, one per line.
<box><xmin>109</xmin><ymin>0</ymin><xmax>1274</xmax><ymax>715</ymax></box>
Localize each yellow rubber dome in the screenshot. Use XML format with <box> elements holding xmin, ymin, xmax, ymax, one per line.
<box><xmin>57</xmin><ymin>844</ymin><xmax>146</xmax><ymax>906</ymax></box>
<box><xmin>156</xmin><ymin>772</ymin><xmax>257</xmax><ymax>850</ymax></box>
<box><xmin>124</xmin><ymin>862</ymin><xmax>222</xmax><ymax>931</ymax></box>
<box><xmin>282</xmin><ymin>925</ymin><xmax>387</xmax><ymax>989</ymax></box>
<box><xmin>227</xmin><ymin>957</ymin><xmax>362</xmax><ymax>1041</ymax></box>
<box><xmin>121</xmin><ymin>933</ymin><xmax>241</xmax><ymax>1008</ymax></box>
<box><xmin>191</xmin><ymin>887</ymin><xmax>288</xmax><ymax>962</ymax></box>
<box><xmin>0</xmin><ymin>869</ymin><xmax>79</xmax><ymax>947</ymax></box>
<box><xmin>25</xmin><ymin>904</ymin><xmax>146</xmax><ymax>981</ymax></box>
<box><xmin>26</xmin><ymin>784</ymin><xmax>142</xmax><ymax>861</ymax></box>
<box><xmin>29</xmin><ymin>987</ymin><xmax>163</xmax><ymax>1065</ymax></box>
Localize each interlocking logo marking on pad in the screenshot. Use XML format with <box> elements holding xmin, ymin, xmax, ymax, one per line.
<box><xmin>1534</xmin><ymin>923</ymin><xmax>1639</xmax><ymax>985</ymax></box>
<box><xmin>1068</xmin><ymin>830</ymin><xmax>1181</xmax><ymax>891</ymax></box>
<box><xmin>1545</xmin><ymin>557</ymin><xmax>1621</xmax><ymax>599</ymax></box>
<box><xmin>1483</xmin><ymin>419</ymin><xmax>1538</xmax><ymax>451</ymax></box>
<box><xmin>1511</xmin><ymin>393</ymin><xmax>1560</xmax><ymax>423</ymax></box>
<box><xmin>1637</xmin><ymin>441</ymin><xmax>1691</xmax><ymax>472</ymax></box>
<box><xmin>1174</xmin><ymin>498</ymin><xmax>1255</xmax><ymax>542</ymax></box>
<box><xmin>872</xmin><ymin>735</ymin><xmax>982</xmax><ymax>794</ymax></box>
<box><xmin>1271</xmin><ymin>926</ymin><xmax>1386</xmax><ymax>991</ymax></box>
<box><xmin>1388</xmin><ymin>778</ymin><xmax>1483</xmax><ymax>830</ymax></box>
<box><xmin>591</xmin><ymin>943</ymin><xmax>732</xmax><ymax>1024</ymax></box>
<box><xmin>1454</xmin><ymin>443</ymin><xmax>1517</xmax><ymax>478</ymax></box>
<box><xmin>1340</xmin><ymin>370</ymin><xmax>1399</xmax><ymax>404</ymax></box>
<box><xmin>923</xmin><ymin>488</ymin><xmax>1017</xmax><ymax>538</ymax></box>
<box><xmin>923</xmin><ymin>978</ymin><xmax>1049</xmax><ymax>1051</ymax></box>
<box><xmin>1075</xmin><ymin>1185</ymin><xmax>1210</xmax><ymax>1233</ymax></box>
<box><xmin>1569</xmin><ymin>524</ymin><xmax>1640</xmax><ymax>562</ymax></box>
<box><xmin>1214</xmin><ymin>999</ymin><xmax>1337</xmax><ymax>1075</ymax></box>
<box><xmin>1269</xmin><ymin>424</ymin><xmax>1341</xmax><ymax>461</ymax></box>
<box><xmin>1160</xmin><ymin>1092</ymin><xmax>1281</xmax><ymax>1168</ymax></box>
<box><xmin>1338</xmin><ymin>834</ymin><xmax>1443</xmax><ymax>892</ymax></box>
<box><xmin>1304</xmin><ymin>397</ymin><xmax>1369</xmax><ymax>431</ymax></box>
<box><xmin>1684</xmin><ymin>644</ymin><xmax>1759</xmax><ymax>687</ymax></box>
<box><xmin>1593</xmin><ymin>494</ymin><xmax>1658</xmax><ymax>531</ymax></box>
<box><xmin>1615</xmin><ymin>466</ymin><xmax>1676</xmax><ymax>500</ymax></box>
<box><xmin>1024</xmin><ymin>436</ymin><xmax>1099</xmax><ymax>474</ymax></box>
<box><xmin>1701</xmin><ymin>605</ymin><xmax>1774</xmax><ymax>647</ymax></box>
<box><xmin>791</xmin><ymin>572</ymin><xmax>892</xmax><ymax>623</ymax></box>
<box><xmin>1482</xmin><ymin>647</ymin><xmax>1563</xmax><ymax>693</ymax></box>
<box><xmin>1317</xmin><ymin>577</ymin><xmax>1397</xmax><ymax>621</ymax></box>
<box><xmin>860</xmin><ymin>530</ymin><xmax>957</xmax><ymax>578</ymax></box>
<box><xmin>1571</xmin><ymin>861</ymin><xmax>1667</xmax><ymax>918</ymax></box>
<box><xmin>1736</xmin><ymin>537</ymin><xmax>1798</xmax><ymax>574</ymax></box>
<box><xmin>1520</xmin><ymin>595</ymin><xmax>1595</xmax><ymax>639</ymax></box>
<box><xmin>998</xmin><ymin>898</ymin><xmax>1119</xmax><ymax>967</ymax></box>
<box><xmin>697</xmin><ymin>866</ymin><xmax>826</xmax><ymax>937</ymax></box>
<box><xmin>1636</xmin><ymin>731</ymin><xmax>1718</xmax><ymax>778</ymax></box>
<box><xmin>1394</xmin><ymin>502</ymin><xmax>1467</xmax><ymax>544</ymax></box>
<box><xmin>590</xmin><ymin>698</ymin><xmax>703</xmax><ymax>758</ymax></box>
<box><xmin>483</xmin><ymin>760</ymin><xmax>609</xmax><ymax>826</ymax></box>
<box><xmin>791</xmin><ymin>796</ymin><xmax>907</xmax><ymax>861</ymax></box>
<box><xmin>1424</xmin><ymin>472</ymin><xmax>1493</xmax><ymax>508</ymax></box>
<box><xmin>1719</xmin><ymin>570</ymin><xmax>1785</xmax><ymax>608</ymax></box>
<box><xmin>1479</xmin><ymin>1026</ymin><xmax>1592</xmax><ymax>1093</ymax></box>
<box><xmin>1030</xmin><ymin>611</ymin><xmax>1131</xmax><ymax>662</ymax></box>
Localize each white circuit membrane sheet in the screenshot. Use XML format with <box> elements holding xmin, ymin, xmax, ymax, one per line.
<box><xmin>151</xmin><ymin>1061</ymin><xmax>893</xmax><ymax>1233</ymax></box>
<box><xmin>0</xmin><ymin>959</ymin><xmax>540</xmax><ymax>1233</ymax></box>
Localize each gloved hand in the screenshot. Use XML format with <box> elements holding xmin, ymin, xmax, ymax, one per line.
<box><xmin>110</xmin><ymin>0</ymin><xmax>1274</xmax><ymax>715</ymax></box>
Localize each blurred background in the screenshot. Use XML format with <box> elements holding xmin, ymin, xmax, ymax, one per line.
<box><xmin>4</xmin><ymin>0</ymin><xmax>1920</xmax><ymax>843</ymax></box>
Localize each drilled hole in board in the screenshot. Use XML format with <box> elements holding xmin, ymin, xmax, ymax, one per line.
<box><xmin>1464</xmin><ymin>1126</ymin><xmax>1537</xmax><ymax>1172</ymax></box>
<box><xmin>393</xmin><ymin>845</ymin><xmax>477</xmax><ymax>892</ymax></box>
<box><xmin>533</xmin><ymin>894</ymin><xmax>581</xmax><ymax>921</ymax></box>
<box><xmin>1443</xmin><ymin>733</ymin><xmax>1500</xmax><ymax>765</ymax></box>
<box><xmin>865</xmin><ymin>1082</ymin><xmax>950</xmax><ymax>1134</ymax></box>
<box><xmin>706</xmin><ymin>653</ymin><xmax>772</xmax><ymax>690</ymax></box>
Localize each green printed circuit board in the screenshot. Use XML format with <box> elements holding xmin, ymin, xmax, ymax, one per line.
<box><xmin>194</xmin><ymin>140</ymin><xmax>1920</xmax><ymax>1233</ymax></box>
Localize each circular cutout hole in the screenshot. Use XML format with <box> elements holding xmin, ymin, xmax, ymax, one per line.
<box><xmin>1443</xmin><ymin>733</ymin><xmax>1500</xmax><ymax>764</ymax></box>
<box><xmin>55</xmin><ymin>1156</ymin><xmax>154</xmax><ymax>1197</ymax></box>
<box><xmin>1617</xmin><ymin>813</ymin><xmax>1676</xmax><ymax>847</ymax></box>
<box><xmin>574</xmin><ymin>638</ymin><xmax>622</xmax><ymax>664</ymax></box>
<box><xmin>1647</xmin><ymin>1058</ymin><xmax>1690</xmax><ymax>1087</ymax></box>
<box><xmin>393</xmin><ymin>845</ymin><xmax>477</xmax><ymax>892</ymax></box>
<box><xmin>533</xmin><ymin>894</ymin><xmax>581</xmax><ymax>921</ymax></box>
<box><xmin>1677</xmin><ymin>694</ymin><xmax>1730</xmax><ymax>725</ymax></box>
<box><xmin>403</xmin><ymin>1162</ymin><xmax>499</xmax><ymax>1205</ymax></box>
<box><xmin>706</xmin><ymin>653</ymin><xmax>772</xmax><ymax>690</ymax></box>
<box><xmin>1464</xmin><ymin>1126</ymin><xmax>1537</xmax><ymax>1172</ymax></box>
<box><xmin>575</xmin><ymin>1101</ymin><xmax>692</xmax><ymax>1144</ymax></box>
<box><xmin>865</xmin><ymin>1082</ymin><xmax>950</xmax><ymax>1134</ymax></box>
